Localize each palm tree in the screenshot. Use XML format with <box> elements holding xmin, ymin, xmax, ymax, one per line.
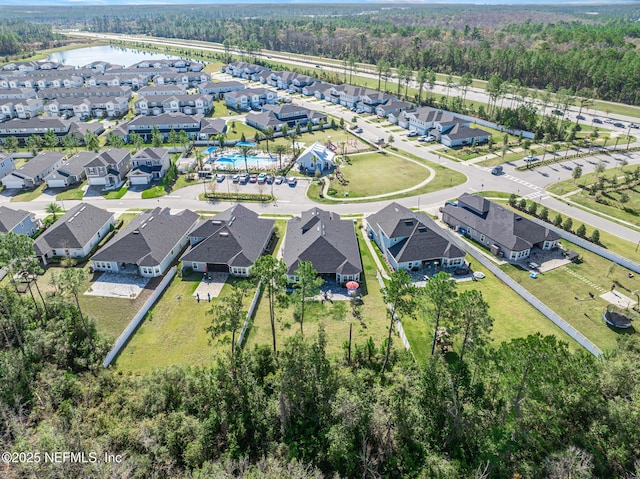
<box><xmin>46</xmin><ymin>202</ymin><xmax>63</xmax><ymax>221</ymax></box>
<box><xmin>272</xmin><ymin>143</ymin><xmax>289</xmax><ymax>172</ymax></box>
<box><xmin>289</xmin><ymin>129</ymin><xmax>300</xmax><ymax>157</ymax></box>
<box><xmin>238</xmin><ymin>145</ymin><xmax>254</xmax><ymax>173</ymax></box>
<box><xmin>216</xmin><ymin>132</ymin><xmax>226</xmax><ymax>154</ymax></box>
<box><xmin>263</xmin><ymin>126</ymin><xmax>274</xmax><ymax>155</ymax></box>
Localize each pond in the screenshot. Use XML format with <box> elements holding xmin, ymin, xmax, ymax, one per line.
<box><xmin>47</xmin><ymin>45</ymin><xmax>182</xmax><ymax>68</ymax></box>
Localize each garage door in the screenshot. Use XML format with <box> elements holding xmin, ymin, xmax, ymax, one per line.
<box><xmin>47</xmin><ymin>178</ymin><xmax>67</xmax><ymax>188</ymax></box>
<box><xmin>129</xmin><ymin>176</ymin><xmax>149</xmax><ymax>186</ymax></box>
<box><xmin>207</xmin><ymin>263</ymin><xmax>229</xmax><ymax>273</ymax></box>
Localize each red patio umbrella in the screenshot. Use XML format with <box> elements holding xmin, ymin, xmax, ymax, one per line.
<box><xmin>345</xmin><ymin>281</ymin><xmax>359</xmax><ymax>290</ymax></box>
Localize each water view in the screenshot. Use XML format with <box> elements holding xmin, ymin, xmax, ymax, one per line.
<box><xmin>47</xmin><ymin>45</ymin><xmax>182</xmax><ymax>68</ymax></box>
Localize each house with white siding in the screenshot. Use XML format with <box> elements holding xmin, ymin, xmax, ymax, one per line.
<box><xmin>34</xmin><ymin>203</ymin><xmax>114</xmax><ymax>265</ymax></box>
<box><xmin>91</xmin><ymin>207</ymin><xmax>199</xmax><ymax>277</ymax></box>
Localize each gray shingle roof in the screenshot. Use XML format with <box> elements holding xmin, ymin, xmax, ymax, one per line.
<box><xmin>34</xmin><ymin>203</ymin><xmax>113</xmax><ymax>256</ymax></box>
<box><xmin>283</xmin><ymin>208</ymin><xmax>362</xmax><ymax>276</ymax></box>
<box><xmin>180</xmin><ymin>204</ymin><xmax>274</xmax><ymax>268</ymax></box>
<box><xmin>13</xmin><ymin>151</ymin><xmax>65</xmax><ymax>179</ymax></box>
<box><xmin>85</xmin><ymin>148</ymin><xmax>130</xmax><ymax>168</ymax></box>
<box><xmin>0</xmin><ymin>206</ymin><xmax>31</xmax><ymax>233</ymax></box>
<box><xmin>92</xmin><ymin>208</ymin><xmax>199</xmax><ymax>267</ymax></box>
<box><xmin>443</xmin><ymin>193</ymin><xmax>560</xmax><ymax>251</ymax></box>
<box><xmin>367</xmin><ymin>203</ymin><xmax>464</xmax><ymax>264</ymax></box>
<box><xmin>53</xmin><ymin>151</ymin><xmax>96</xmax><ymax>177</ymax></box>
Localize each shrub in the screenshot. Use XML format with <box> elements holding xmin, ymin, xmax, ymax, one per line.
<box><xmin>553</xmin><ymin>214</ymin><xmax>563</xmax><ymax>227</ymax></box>
<box><xmin>518</xmin><ymin>198</ymin><xmax>527</xmax><ymax>210</ymax></box>
<box><xmin>590</xmin><ymin>229</ymin><xmax>600</xmax><ymax>244</ymax></box>
<box><xmin>562</xmin><ymin>217</ymin><xmax>573</xmax><ymax>232</ymax></box>
<box><xmin>576</xmin><ymin>224</ymin><xmax>587</xmax><ymax>237</ymax></box>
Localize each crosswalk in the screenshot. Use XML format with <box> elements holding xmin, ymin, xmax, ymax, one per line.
<box><xmin>481</xmin><ymin>167</ymin><xmax>549</xmax><ymax>200</ymax></box>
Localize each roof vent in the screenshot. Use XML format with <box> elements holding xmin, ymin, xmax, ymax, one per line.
<box><xmin>404</xmin><ymin>220</ymin><xmax>413</xmax><ymax>226</ymax></box>
<box><xmin>219</xmin><ymin>232</ymin><xmax>229</xmax><ymax>237</ymax></box>
<box><xmin>418</xmin><ymin>227</ymin><xmax>427</xmax><ymax>233</ymax></box>
<box><xmin>148</xmin><ymin>216</ymin><xmax>154</xmax><ymax>222</ymax></box>
<box><xmin>211</xmin><ymin>220</ymin><xmax>222</xmax><ymax>225</ymax></box>
<box><xmin>133</xmin><ymin>229</ymin><xmax>140</xmax><ymax>234</ymax></box>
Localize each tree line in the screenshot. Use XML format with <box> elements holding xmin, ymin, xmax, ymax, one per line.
<box><xmin>1</xmin><ymin>233</ymin><xmax>640</xmax><ymax>478</ymax></box>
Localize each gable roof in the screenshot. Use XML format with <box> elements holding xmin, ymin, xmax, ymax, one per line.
<box><xmin>85</xmin><ymin>148</ymin><xmax>130</xmax><ymax>168</ymax></box>
<box><xmin>92</xmin><ymin>208</ymin><xmax>199</xmax><ymax>267</ymax></box>
<box><xmin>132</xmin><ymin>147</ymin><xmax>169</xmax><ymax>162</ymax></box>
<box><xmin>443</xmin><ymin>193</ymin><xmax>560</xmax><ymax>251</ymax></box>
<box><xmin>0</xmin><ymin>206</ymin><xmax>31</xmax><ymax>233</ymax></box>
<box><xmin>367</xmin><ymin>202</ymin><xmax>464</xmax><ymax>263</ymax></box>
<box><xmin>52</xmin><ymin>151</ymin><xmax>96</xmax><ymax>177</ymax></box>
<box><xmin>13</xmin><ymin>151</ymin><xmax>65</xmax><ymax>179</ymax></box>
<box><xmin>34</xmin><ymin>203</ymin><xmax>113</xmax><ymax>256</ymax></box>
<box><xmin>180</xmin><ymin>204</ymin><xmax>274</xmax><ymax>268</ymax></box>
<box><xmin>283</xmin><ymin>208</ymin><xmax>362</xmax><ymax>276</ymax></box>
<box><xmin>441</xmin><ymin>123</ymin><xmax>490</xmax><ymax>140</ymax></box>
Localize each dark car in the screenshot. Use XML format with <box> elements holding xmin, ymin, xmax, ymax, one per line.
<box><xmin>614</xmin><ymin>122</ymin><xmax>626</xmax><ymax>128</ymax></box>
<box><xmin>288</xmin><ymin>177</ymin><xmax>298</xmax><ymax>187</ymax></box>
<box><xmin>266</xmin><ymin>175</ymin><xmax>275</xmax><ymax>184</ymax></box>
<box><xmin>576</xmin><ymin>114</ymin><xmax>585</xmax><ymax>120</ymax></box>
<box><xmin>592</xmin><ymin>118</ymin><xmax>603</xmax><ymax>124</ymax></box>
<box><xmin>552</xmin><ymin>109</ymin><xmax>563</xmax><ymax>116</ymax></box>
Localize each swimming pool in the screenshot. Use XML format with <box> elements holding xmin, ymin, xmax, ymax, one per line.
<box><xmin>215</xmin><ymin>154</ymin><xmax>277</xmax><ymax>169</ymax></box>
<box><xmin>205</xmin><ymin>146</ymin><xmax>217</xmax><ymax>155</ymax></box>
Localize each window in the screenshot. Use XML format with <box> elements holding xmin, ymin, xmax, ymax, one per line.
<box><xmin>480</xmin><ymin>234</ymin><xmax>485</xmax><ymax>243</ymax></box>
<box><xmin>192</xmin><ymin>262</ymin><xmax>198</xmax><ymax>269</ymax></box>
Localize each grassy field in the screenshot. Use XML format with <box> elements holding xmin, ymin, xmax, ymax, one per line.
<box><xmin>245</xmin><ymin>226</ymin><xmax>392</xmax><ymax>358</ymax></box>
<box><xmin>9</xmin><ymin>184</ymin><xmax>46</xmax><ymax>202</ymax></box>
<box><xmin>326</xmin><ymin>151</ymin><xmax>430</xmax><ymax>199</ymax></box>
<box><xmin>226</xmin><ymin>120</ymin><xmax>261</xmax><ymax>142</ymax></box>
<box><xmin>500</xmin><ymin>239</ymin><xmax>638</xmax><ymax>352</ymax></box>
<box><xmin>114</xmin><ymin>272</ymin><xmax>242</xmax><ymax>372</ymax></box>
<box><xmin>55</xmin><ymin>182</ymin><xmax>87</xmax><ymax>200</ymax></box>
<box><xmin>101</xmin><ymin>186</ymin><xmax>128</xmax><ymax>199</ymax></box>
<box><xmin>403</xmin><ymin>258</ymin><xmax>578</xmax><ymax>363</ymax></box>
<box><xmin>211</xmin><ymin>100</ymin><xmax>238</xmax><ymax>118</ymax></box>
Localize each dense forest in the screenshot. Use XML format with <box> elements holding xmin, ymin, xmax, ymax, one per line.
<box><xmin>1</xmin><ymin>236</ymin><xmax>640</xmax><ymax>478</ymax></box>
<box><xmin>0</xmin><ymin>21</ymin><xmax>59</xmax><ymax>57</ymax></box>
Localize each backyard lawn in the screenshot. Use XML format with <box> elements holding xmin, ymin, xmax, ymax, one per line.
<box><xmin>114</xmin><ymin>272</ymin><xmax>245</xmax><ymax>372</ymax></box>
<box><xmin>245</xmin><ymin>226</ymin><xmax>392</xmax><ymax>358</ymax></box>
<box><xmin>500</xmin><ymin>239</ymin><xmax>638</xmax><ymax>352</ymax></box>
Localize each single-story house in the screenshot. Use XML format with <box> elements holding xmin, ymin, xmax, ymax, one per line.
<box><xmin>442</xmin><ymin>193</ymin><xmax>560</xmax><ymax>261</ymax></box>
<box><xmin>1</xmin><ymin>151</ymin><xmax>66</xmax><ymax>189</ymax></box>
<box><xmin>283</xmin><ymin>207</ymin><xmax>362</xmax><ymax>284</ymax></box>
<box><xmin>180</xmin><ymin>204</ymin><xmax>275</xmax><ymax>277</ymax></box>
<box><xmin>0</xmin><ymin>206</ymin><xmax>38</xmax><ymax>236</ymax></box>
<box><xmin>365</xmin><ymin>202</ymin><xmax>466</xmax><ymax>271</ymax></box>
<box><xmin>296</xmin><ymin>142</ymin><xmax>335</xmax><ymax>173</ymax></box>
<box><xmin>439</xmin><ymin>123</ymin><xmax>491</xmax><ymax>148</ymax></box>
<box><xmin>34</xmin><ymin>203</ymin><xmax>114</xmax><ymax>265</ymax></box>
<box><xmin>45</xmin><ymin>151</ymin><xmax>95</xmax><ymax>188</ymax></box>
<box><xmin>91</xmin><ymin>207</ymin><xmax>199</xmax><ymax>277</ymax></box>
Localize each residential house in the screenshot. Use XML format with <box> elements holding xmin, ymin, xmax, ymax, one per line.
<box><xmin>404</xmin><ymin>106</ymin><xmax>457</xmax><ymax>135</ymax></box>
<box><xmin>45</xmin><ymin>151</ymin><xmax>95</xmax><ymax>188</ymax></box>
<box><xmin>296</xmin><ymin>142</ymin><xmax>335</xmax><ymax>173</ymax></box>
<box><xmin>34</xmin><ymin>203</ymin><xmax>114</xmax><ymax>265</ymax></box>
<box><xmin>358</xmin><ymin>90</ymin><xmax>395</xmax><ymax>113</ymax></box>
<box><xmin>0</xmin><ymin>116</ymin><xmax>71</xmax><ymax>144</ymax></box>
<box><xmin>137</xmin><ymin>85</ymin><xmax>187</xmax><ymax>97</ymax></box>
<box><xmin>13</xmin><ymin>99</ymin><xmax>44</xmax><ymax>119</ymax></box>
<box><xmin>327</xmin><ymin>84</ymin><xmax>368</xmax><ymax>108</ymax></box>
<box><xmin>0</xmin><ymin>88</ymin><xmax>37</xmax><ymax>100</ymax></box>
<box><xmin>198</xmin><ymin>80</ymin><xmax>245</xmax><ymax>99</ymax></box>
<box><xmin>37</xmin><ymin>86</ymin><xmax>132</xmax><ymax>101</ymax></box>
<box><xmin>84</xmin><ymin>148</ymin><xmax>132</xmax><ymax>189</ymax></box>
<box><xmin>91</xmin><ymin>207</ymin><xmax>199</xmax><ymax>277</ymax></box>
<box><xmin>245</xmin><ymin>104</ymin><xmax>326</xmax><ymax>132</ymax></box>
<box><xmin>118</xmin><ymin>112</ymin><xmax>202</xmax><ymax>142</ymax></box>
<box><xmin>153</xmin><ymin>72</ymin><xmax>210</xmax><ymax>87</ymax></box>
<box><xmin>0</xmin><ymin>153</ymin><xmax>16</xmax><ymax>181</ymax></box>
<box><xmin>224</xmin><ymin>62</ymin><xmax>269</xmax><ymax>80</ymax></box>
<box><xmin>198</xmin><ymin>118</ymin><xmax>228</xmax><ymax>141</ymax></box>
<box><xmin>365</xmin><ymin>203</ymin><xmax>466</xmax><ymax>271</ymax></box>
<box><xmin>180</xmin><ymin>204</ymin><xmax>275</xmax><ymax>277</ymax></box>
<box><xmin>1</xmin><ymin>151</ymin><xmax>65</xmax><ymax>189</ymax></box>
<box><xmin>442</xmin><ymin>193</ymin><xmax>560</xmax><ymax>261</ymax></box>
<box><xmin>224</xmin><ymin>88</ymin><xmax>277</xmax><ymax>111</ymax></box>
<box><xmin>87</xmin><ymin>73</ymin><xmax>147</xmax><ymax>90</ymax></box>
<box><xmin>0</xmin><ymin>206</ymin><xmax>38</xmax><ymax>236</ymax></box>
<box><xmin>375</xmin><ymin>99</ymin><xmax>413</xmax><ymax>118</ymax></box>
<box><xmin>439</xmin><ymin>123</ymin><xmax>490</xmax><ymax>148</ymax></box>
<box><xmin>283</xmin><ymin>207</ymin><xmax>362</xmax><ymax>284</ymax></box>
<box><xmin>127</xmin><ymin>147</ymin><xmax>171</xmax><ymax>185</ymax></box>
<box><xmin>134</xmin><ymin>93</ymin><xmax>213</xmax><ymax>116</ymax></box>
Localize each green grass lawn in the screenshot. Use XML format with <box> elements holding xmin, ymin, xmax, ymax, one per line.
<box><xmin>211</xmin><ymin>100</ymin><xmax>237</xmax><ymax>118</ymax></box>
<box><xmin>114</xmin><ymin>272</ymin><xmax>243</xmax><ymax>372</ymax></box>
<box><xmin>245</xmin><ymin>226</ymin><xmax>391</xmax><ymax>358</ymax></box>
<box><xmin>226</xmin><ymin>120</ymin><xmax>261</xmax><ymax>142</ymax></box>
<box><xmin>9</xmin><ymin>184</ymin><xmax>46</xmax><ymax>202</ymax></box>
<box><xmin>141</xmin><ymin>185</ymin><xmax>168</xmax><ymax>199</ymax></box>
<box><xmin>55</xmin><ymin>181</ymin><xmax>87</xmax><ymax>201</ymax></box>
<box><xmin>326</xmin><ymin>151</ymin><xmax>430</xmax><ymax>199</ymax></box>
<box><xmin>101</xmin><ymin>186</ymin><xmax>128</xmax><ymax>199</ymax></box>
<box><xmin>500</xmin><ymin>239</ymin><xmax>638</xmax><ymax>353</ymax></box>
<box><xmin>403</xmin><ymin>257</ymin><xmax>577</xmax><ymax>363</ymax></box>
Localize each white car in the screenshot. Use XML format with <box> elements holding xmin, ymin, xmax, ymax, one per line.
<box><xmin>524</xmin><ymin>155</ymin><xmax>539</xmax><ymax>162</ymax></box>
<box><xmin>473</xmin><ymin>271</ymin><xmax>485</xmax><ymax>279</ymax></box>
<box><xmin>407</xmin><ymin>130</ymin><xmax>419</xmax><ymax>137</ymax></box>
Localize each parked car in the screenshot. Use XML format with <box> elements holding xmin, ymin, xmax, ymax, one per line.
<box><xmin>232</xmin><ymin>174</ymin><xmax>240</xmax><ymax>183</ymax></box>
<box><xmin>604</xmin><ymin>118</ymin><xmax>614</xmax><ymax>124</ymax></box>
<box><xmin>552</xmin><ymin>109</ymin><xmax>563</xmax><ymax>116</ymax></box>
<box><xmin>592</xmin><ymin>118</ymin><xmax>603</xmax><ymax>124</ymax></box>
<box><xmin>239</xmin><ymin>173</ymin><xmax>249</xmax><ymax>184</ymax></box>
<box><xmin>216</xmin><ymin>173</ymin><xmax>225</xmax><ymax>183</ymax></box>
<box><xmin>353</xmin><ymin>127</ymin><xmax>363</xmax><ymax>134</ymax></box>
<box><xmin>407</xmin><ymin>130</ymin><xmax>419</xmax><ymax>137</ymax></box>
<box><xmin>249</xmin><ymin>174</ymin><xmax>258</xmax><ymax>183</ymax></box>
<box><xmin>257</xmin><ymin>173</ymin><xmax>267</xmax><ymax>184</ymax></box>
<box><xmin>355</xmin><ymin>108</ymin><xmax>364</xmax><ymax>114</ymax></box>
<box><xmin>524</xmin><ymin>155</ymin><xmax>539</xmax><ymax>162</ymax></box>
<box><xmin>375</xmin><ymin>137</ymin><xmax>385</xmax><ymax>144</ymax></box>
<box><xmin>491</xmin><ymin>165</ymin><xmax>503</xmax><ymax>175</ymax></box>
<box><xmin>576</xmin><ymin>114</ymin><xmax>585</xmax><ymax>120</ymax></box>
<box><xmin>275</xmin><ymin>176</ymin><xmax>284</xmax><ymax>185</ymax></box>
<box><xmin>288</xmin><ymin>177</ymin><xmax>298</xmax><ymax>187</ymax></box>
<box><xmin>614</xmin><ymin>122</ymin><xmax>626</xmax><ymax>128</ymax></box>
<box><xmin>266</xmin><ymin>175</ymin><xmax>275</xmax><ymax>184</ymax></box>
<box><xmin>629</xmin><ymin>123</ymin><xmax>639</xmax><ymax>129</ymax></box>
<box><xmin>473</xmin><ymin>271</ymin><xmax>486</xmax><ymax>279</ymax></box>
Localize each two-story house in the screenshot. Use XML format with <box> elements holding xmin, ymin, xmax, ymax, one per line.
<box><xmin>84</xmin><ymin>148</ymin><xmax>132</xmax><ymax>189</ymax></box>
<box><xmin>0</xmin><ymin>153</ymin><xmax>16</xmax><ymax>181</ymax></box>
<box><xmin>224</xmin><ymin>88</ymin><xmax>277</xmax><ymax>111</ymax></box>
<box><xmin>127</xmin><ymin>147</ymin><xmax>171</xmax><ymax>185</ymax></box>
<box><xmin>245</xmin><ymin>103</ymin><xmax>326</xmax><ymax>132</ymax></box>
<box><xmin>134</xmin><ymin>94</ymin><xmax>213</xmax><ymax>116</ymax></box>
<box><xmin>198</xmin><ymin>81</ymin><xmax>245</xmax><ymax>99</ymax></box>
